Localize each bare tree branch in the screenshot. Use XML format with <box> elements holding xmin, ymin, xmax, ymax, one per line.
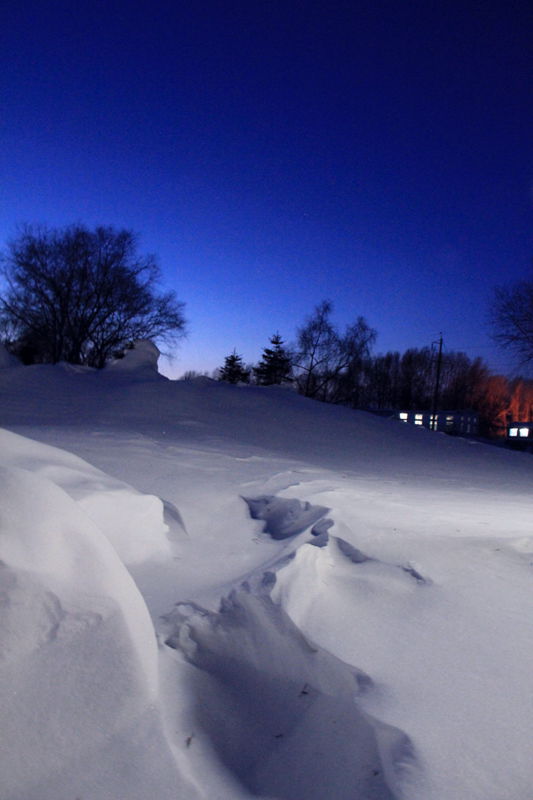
<box><xmin>490</xmin><ymin>280</ymin><xmax>533</xmax><ymax>366</ymax></box>
<box><xmin>0</xmin><ymin>224</ymin><xmax>186</xmax><ymax>367</ymax></box>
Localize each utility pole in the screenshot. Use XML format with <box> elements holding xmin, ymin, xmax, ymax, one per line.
<box><xmin>431</xmin><ymin>334</ymin><xmax>443</xmax><ymax>430</ymax></box>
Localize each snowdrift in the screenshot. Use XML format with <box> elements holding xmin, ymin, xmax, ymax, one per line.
<box><xmin>0</xmin><ymin>357</ymin><xmax>532</xmax><ymax>800</ymax></box>
<box><xmin>0</xmin><ymin>428</ymin><xmax>172</xmax><ymax>564</ymax></box>
<box><xmin>0</xmin><ymin>463</ymin><xmax>192</xmax><ymax>800</ymax></box>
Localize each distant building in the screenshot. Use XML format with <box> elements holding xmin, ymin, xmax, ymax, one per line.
<box><xmin>396</xmin><ymin>410</ymin><xmax>478</xmax><ymax>435</ymax></box>
<box><xmin>506</xmin><ymin>422</ymin><xmax>533</xmax><ymax>451</ymax></box>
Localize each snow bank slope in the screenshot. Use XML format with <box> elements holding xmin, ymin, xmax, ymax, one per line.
<box><xmin>0</xmin><ymin>363</ymin><xmax>532</xmax><ymax>800</ymax></box>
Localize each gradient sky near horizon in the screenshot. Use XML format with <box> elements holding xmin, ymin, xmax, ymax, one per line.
<box><xmin>1</xmin><ymin>0</ymin><xmax>531</xmax><ymax>378</ymax></box>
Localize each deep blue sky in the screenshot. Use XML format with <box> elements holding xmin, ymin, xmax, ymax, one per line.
<box><xmin>1</xmin><ymin>0</ymin><xmax>531</xmax><ymax>377</ymax></box>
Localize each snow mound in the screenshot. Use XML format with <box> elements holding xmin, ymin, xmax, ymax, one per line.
<box><xmin>0</xmin><ymin>428</ymin><xmax>173</xmax><ymax>564</ymax></box>
<box><xmin>0</xmin><ymin>342</ymin><xmax>20</xmax><ymax>368</ymax></box>
<box><xmin>270</xmin><ymin>529</ymin><xmax>533</xmax><ymax>800</ymax></box>
<box><xmin>164</xmin><ymin>588</ymin><xmax>415</xmax><ymax>799</ymax></box>
<box><xmin>0</xmin><ymin>465</ymin><xmax>191</xmax><ymax>800</ymax></box>
<box><xmin>107</xmin><ymin>338</ymin><xmax>165</xmax><ymax>380</ymax></box>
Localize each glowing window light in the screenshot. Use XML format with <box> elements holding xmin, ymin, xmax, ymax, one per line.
<box><xmin>509</xmin><ymin>428</ymin><xmax>518</xmax><ymax>437</ymax></box>
<box><xmin>519</xmin><ymin>428</ymin><xmax>530</xmax><ymax>437</ymax></box>
<box><xmin>399</xmin><ymin>412</ymin><xmax>408</xmax><ymax>421</ymax></box>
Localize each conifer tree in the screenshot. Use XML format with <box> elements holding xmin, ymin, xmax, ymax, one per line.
<box><xmin>254</xmin><ymin>333</ymin><xmax>292</xmax><ymax>385</ymax></box>
<box><xmin>218</xmin><ymin>349</ymin><xmax>250</xmax><ymax>384</ymax></box>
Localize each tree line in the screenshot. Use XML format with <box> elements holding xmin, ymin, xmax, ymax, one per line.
<box><xmin>1</xmin><ymin>223</ymin><xmax>532</xmax><ymax>436</ymax></box>
<box><xmin>215</xmin><ymin>302</ymin><xmax>533</xmax><ymax>436</ymax></box>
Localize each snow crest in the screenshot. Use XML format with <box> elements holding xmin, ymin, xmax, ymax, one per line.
<box><xmin>163</xmin><ymin>588</ymin><xmax>415</xmax><ymax>800</ymax></box>
<box><xmin>0</xmin><ymin>428</ymin><xmax>172</xmax><ymax>564</ymax></box>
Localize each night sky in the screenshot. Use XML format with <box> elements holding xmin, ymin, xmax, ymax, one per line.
<box><xmin>1</xmin><ymin>1</ymin><xmax>531</xmax><ymax>377</ymax></box>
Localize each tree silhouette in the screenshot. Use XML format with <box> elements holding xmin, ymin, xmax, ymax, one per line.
<box><xmin>294</xmin><ymin>300</ymin><xmax>376</xmax><ymax>401</ymax></box>
<box><xmin>491</xmin><ymin>279</ymin><xmax>533</xmax><ymax>365</ymax></box>
<box><xmin>219</xmin><ymin>350</ymin><xmax>250</xmax><ymax>384</ymax></box>
<box><xmin>254</xmin><ymin>333</ymin><xmax>292</xmax><ymax>385</ymax></box>
<box><xmin>0</xmin><ymin>224</ymin><xmax>186</xmax><ymax>367</ymax></box>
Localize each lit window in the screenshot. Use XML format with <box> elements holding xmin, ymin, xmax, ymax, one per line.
<box><xmin>519</xmin><ymin>428</ymin><xmax>530</xmax><ymax>437</ymax></box>
<box><xmin>399</xmin><ymin>412</ymin><xmax>408</xmax><ymax>421</ymax></box>
<box><xmin>414</xmin><ymin>414</ymin><xmax>423</xmax><ymax>426</ymax></box>
<box><xmin>509</xmin><ymin>428</ymin><xmax>518</xmax><ymax>437</ymax></box>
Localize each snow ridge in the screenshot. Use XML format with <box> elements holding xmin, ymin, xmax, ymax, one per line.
<box><xmin>161</xmin><ymin>491</ymin><xmax>422</xmax><ymax>799</ymax></box>
<box><xmin>163</xmin><ymin>588</ymin><xmax>415</xmax><ymax>800</ymax></box>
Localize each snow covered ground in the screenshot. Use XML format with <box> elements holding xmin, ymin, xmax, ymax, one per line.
<box><xmin>0</xmin><ymin>342</ymin><xmax>532</xmax><ymax>800</ymax></box>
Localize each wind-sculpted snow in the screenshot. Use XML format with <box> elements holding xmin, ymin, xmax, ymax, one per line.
<box><xmin>0</xmin><ymin>465</ymin><xmax>195</xmax><ymax>800</ymax></box>
<box><xmin>243</xmin><ymin>494</ymin><xmax>330</xmax><ymax>539</ymax></box>
<box><xmin>0</xmin><ymin>364</ymin><xmax>532</xmax><ymax>799</ymax></box>
<box><xmin>269</xmin><ymin>528</ymin><xmax>533</xmax><ymax>800</ymax></box>
<box><xmin>163</xmin><ymin>588</ymin><xmax>415</xmax><ymax>800</ymax></box>
<box><xmin>106</xmin><ymin>338</ymin><xmax>166</xmax><ymax>380</ymax></box>
<box><xmin>0</xmin><ymin>428</ymin><xmax>174</xmax><ymax>564</ymax></box>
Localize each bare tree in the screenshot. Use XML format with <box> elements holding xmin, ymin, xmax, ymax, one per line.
<box><xmin>490</xmin><ymin>280</ymin><xmax>533</xmax><ymax>365</ymax></box>
<box><xmin>294</xmin><ymin>300</ymin><xmax>376</xmax><ymax>402</ymax></box>
<box><xmin>0</xmin><ymin>225</ymin><xmax>186</xmax><ymax>367</ymax></box>
<box><xmin>333</xmin><ymin>319</ymin><xmax>377</xmax><ymax>405</ymax></box>
<box><xmin>396</xmin><ymin>347</ymin><xmax>435</xmax><ymax>409</ymax></box>
<box><xmin>439</xmin><ymin>353</ymin><xmax>489</xmax><ymax>410</ymax></box>
<box><xmin>293</xmin><ymin>300</ymin><xmax>336</xmax><ymax>398</ymax></box>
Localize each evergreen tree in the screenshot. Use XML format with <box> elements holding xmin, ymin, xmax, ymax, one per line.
<box><xmin>254</xmin><ymin>333</ymin><xmax>292</xmax><ymax>385</ymax></box>
<box><xmin>218</xmin><ymin>349</ymin><xmax>250</xmax><ymax>384</ymax></box>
